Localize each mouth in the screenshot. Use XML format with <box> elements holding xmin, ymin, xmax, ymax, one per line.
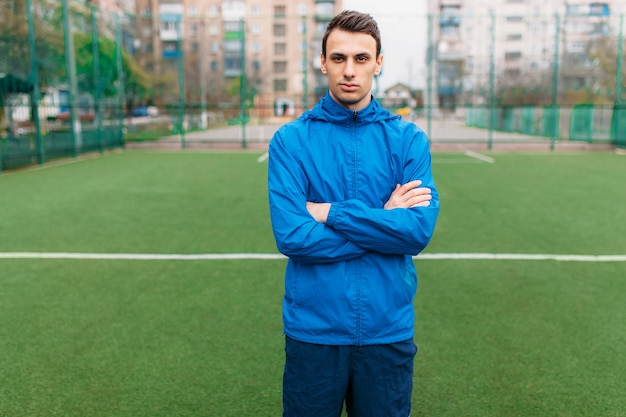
<box><xmin>340</xmin><ymin>83</ymin><xmax>359</xmax><ymax>92</ymax></box>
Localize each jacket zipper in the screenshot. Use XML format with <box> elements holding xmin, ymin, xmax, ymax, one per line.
<box><xmin>351</xmin><ymin>109</ymin><xmax>362</xmax><ymax>345</ymax></box>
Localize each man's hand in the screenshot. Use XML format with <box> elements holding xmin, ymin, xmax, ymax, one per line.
<box><xmin>306</xmin><ymin>202</ymin><xmax>331</xmax><ymax>223</ymax></box>
<box><xmin>307</xmin><ymin>180</ymin><xmax>430</xmax><ymax>221</ymax></box>
<box><xmin>384</xmin><ymin>180</ymin><xmax>432</xmax><ymax>210</ymax></box>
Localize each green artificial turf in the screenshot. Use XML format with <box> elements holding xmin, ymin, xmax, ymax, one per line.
<box><xmin>1</xmin><ymin>150</ymin><xmax>625</xmax><ymax>416</ymax></box>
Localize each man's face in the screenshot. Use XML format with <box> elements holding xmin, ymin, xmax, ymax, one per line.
<box><xmin>321</xmin><ymin>29</ymin><xmax>383</xmax><ymax>111</ymax></box>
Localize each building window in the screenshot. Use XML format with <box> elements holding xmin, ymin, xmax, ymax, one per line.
<box><xmin>589</xmin><ymin>3</ymin><xmax>609</xmax><ymax>16</ymax></box>
<box><xmin>225</xmin><ymin>57</ymin><xmax>241</xmax><ymax>71</ymax></box>
<box><xmin>506</xmin><ymin>16</ymin><xmax>524</xmax><ymax>22</ymax></box>
<box><xmin>191</xmin><ymin>42</ymin><xmax>199</xmax><ymax>53</ymax></box>
<box><xmin>273</xmin><ymin>23</ymin><xmax>286</xmax><ymax>37</ymax></box>
<box><xmin>506</xmin><ymin>34</ymin><xmax>523</xmax><ymax>41</ymax></box>
<box><xmin>505</xmin><ymin>51</ymin><xmax>522</xmax><ymax>61</ymax></box>
<box><xmin>188</xmin><ymin>5</ymin><xmax>199</xmax><ymax>16</ymax></box>
<box><xmin>273</xmin><ymin>61</ymin><xmax>288</xmax><ymax>74</ymax></box>
<box><xmin>440</xmin><ymin>25</ymin><xmax>459</xmax><ymax>37</ymax></box>
<box><xmin>274</xmin><ymin>43</ymin><xmax>286</xmax><ymax>55</ymax></box>
<box><xmin>505</xmin><ymin>68</ymin><xmax>521</xmax><ymax>77</ymax></box>
<box><xmin>250</xmin><ymin>23</ymin><xmax>261</xmax><ymax>35</ymax></box>
<box><xmin>274</xmin><ymin>5</ymin><xmax>286</xmax><ymax>18</ymax></box>
<box><xmin>224</xmin><ymin>39</ymin><xmax>241</xmax><ymax>52</ymax></box>
<box><xmin>315</xmin><ymin>3</ymin><xmax>334</xmax><ymax>16</ymax></box>
<box><xmin>161</xmin><ymin>21</ymin><xmax>178</xmax><ymax>32</ymax></box>
<box><xmin>190</xmin><ymin>23</ymin><xmax>198</xmax><ymax>37</ymax></box>
<box><xmin>207</xmin><ymin>5</ymin><xmax>219</xmax><ymax>17</ymax></box>
<box><xmin>274</xmin><ymin>79</ymin><xmax>287</xmax><ymax>92</ymax></box>
<box><xmin>210</xmin><ymin>41</ymin><xmax>220</xmax><ymax>54</ymax></box>
<box><xmin>224</xmin><ymin>21</ymin><xmax>241</xmax><ymax>32</ymax></box>
<box><xmin>251</xmin><ymin>42</ymin><xmax>261</xmax><ymax>53</ymax></box>
<box><xmin>209</xmin><ymin>23</ymin><xmax>219</xmax><ymax>36</ymax></box>
<box><xmin>211</xmin><ymin>61</ymin><xmax>218</xmax><ymax>71</ymax></box>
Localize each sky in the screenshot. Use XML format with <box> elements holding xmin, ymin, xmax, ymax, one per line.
<box><xmin>341</xmin><ymin>0</ymin><xmax>428</xmax><ymax>92</ymax></box>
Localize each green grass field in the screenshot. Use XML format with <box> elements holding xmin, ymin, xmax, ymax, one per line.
<box><xmin>1</xmin><ymin>150</ymin><xmax>625</xmax><ymax>417</ymax></box>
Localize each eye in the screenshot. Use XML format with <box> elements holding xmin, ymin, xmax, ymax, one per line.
<box><xmin>357</xmin><ymin>56</ymin><xmax>368</xmax><ymax>63</ymax></box>
<box><xmin>332</xmin><ymin>56</ymin><xmax>344</xmax><ymax>62</ymax></box>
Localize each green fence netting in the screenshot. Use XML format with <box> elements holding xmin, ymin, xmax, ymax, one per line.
<box><xmin>2</xmin><ymin>7</ymin><xmax>625</xmax><ymax>170</ymax></box>
<box><xmin>570</xmin><ymin>104</ymin><xmax>594</xmax><ymax>142</ymax></box>
<box><xmin>612</xmin><ymin>104</ymin><xmax>626</xmax><ymax>148</ymax></box>
<box><xmin>1</xmin><ymin>0</ymin><xmax>127</xmax><ymax>173</ymax></box>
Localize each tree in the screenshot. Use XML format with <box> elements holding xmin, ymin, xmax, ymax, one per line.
<box><xmin>1</xmin><ymin>0</ymin><xmax>151</xmax><ymax>105</ymax></box>
<box><xmin>72</xmin><ymin>32</ymin><xmax>151</xmax><ymax>99</ymax></box>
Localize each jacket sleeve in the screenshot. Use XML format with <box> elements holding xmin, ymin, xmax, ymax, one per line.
<box><xmin>325</xmin><ymin>131</ymin><xmax>439</xmax><ymax>256</ymax></box>
<box><xmin>268</xmin><ymin>130</ymin><xmax>368</xmax><ymax>263</ymax></box>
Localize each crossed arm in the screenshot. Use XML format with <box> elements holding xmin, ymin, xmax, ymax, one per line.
<box><xmin>306</xmin><ymin>180</ymin><xmax>432</xmax><ymax>223</ymax></box>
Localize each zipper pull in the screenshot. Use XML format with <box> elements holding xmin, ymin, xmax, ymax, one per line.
<box><xmin>353</xmin><ymin>110</ymin><xmax>357</xmax><ymax>121</ymax></box>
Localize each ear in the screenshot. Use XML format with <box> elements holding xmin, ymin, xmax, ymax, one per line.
<box><xmin>320</xmin><ymin>53</ymin><xmax>327</xmax><ymax>74</ymax></box>
<box><xmin>375</xmin><ymin>54</ymin><xmax>384</xmax><ymax>76</ymax></box>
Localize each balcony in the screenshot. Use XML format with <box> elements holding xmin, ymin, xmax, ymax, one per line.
<box><xmin>440</xmin><ymin>6</ymin><xmax>461</xmax><ymax>26</ymax></box>
<box><xmin>224</xmin><ymin>31</ymin><xmax>243</xmax><ymax>40</ymax></box>
<box><xmin>159</xmin><ymin>13</ymin><xmax>182</xmax><ymax>41</ymax></box>
<box><xmin>440</xmin><ymin>15</ymin><xmax>461</xmax><ymax>26</ymax></box>
<box><xmin>162</xmin><ymin>50</ymin><xmax>181</xmax><ymax>59</ymax></box>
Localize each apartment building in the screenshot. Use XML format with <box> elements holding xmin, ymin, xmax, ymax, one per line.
<box><xmin>133</xmin><ymin>0</ymin><xmax>342</xmax><ymax>117</ymax></box>
<box><xmin>427</xmin><ymin>0</ymin><xmax>625</xmax><ymax>110</ymax></box>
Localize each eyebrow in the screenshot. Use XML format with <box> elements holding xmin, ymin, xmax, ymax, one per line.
<box><xmin>329</xmin><ymin>52</ymin><xmax>372</xmax><ymax>59</ymax></box>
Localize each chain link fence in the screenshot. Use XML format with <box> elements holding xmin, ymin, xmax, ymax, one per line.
<box><xmin>0</xmin><ymin>0</ymin><xmax>132</xmax><ymax>171</ymax></box>
<box><xmin>1</xmin><ymin>3</ymin><xmax>625</xmax><ymax>172</ymax></box>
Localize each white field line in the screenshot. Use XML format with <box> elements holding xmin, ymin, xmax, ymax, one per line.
<box><xmin>257</xmin><ymin>151</ymin><xmax>269</xmax><ymax>162</ymax></box>
<box><xmin>464</xmin><ymin>150</ymin><xmax>495</xmax><ymax>163</ymax></box>
<box><xmin>0</xmin><ymin>252</ymin><xmax>625</xmax><ymax>262</ymax></box>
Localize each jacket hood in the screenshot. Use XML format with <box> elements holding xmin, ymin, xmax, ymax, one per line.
<box><xmin>303</xmin><ymin>92</ymin><xmax>400</xmax><ymax>125</ymax></box>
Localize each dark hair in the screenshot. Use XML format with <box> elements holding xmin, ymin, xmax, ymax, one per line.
<box><xmin>321</xmin><ymin>10</ymin><xmax>381</xmax><ymax>58</ymax></box>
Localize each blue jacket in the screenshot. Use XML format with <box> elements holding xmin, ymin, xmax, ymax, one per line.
<box><xmin>268</xmin><ymin>93</ymin><xmax>439</xmax><ymax>346</ymax></box>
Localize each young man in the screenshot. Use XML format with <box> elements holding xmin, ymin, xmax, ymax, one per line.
<box><xmin>268</xmin><ymin>10</ymin><xmax>440</xmax><ymax>417</ymax></box>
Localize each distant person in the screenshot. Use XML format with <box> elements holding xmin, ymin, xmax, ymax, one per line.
<box><xmin>267</xmin><ymin>10</ymin><xmax>439</xmax><ymax>417</ymax></box>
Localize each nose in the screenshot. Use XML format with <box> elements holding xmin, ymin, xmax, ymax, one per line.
<box><xmin>344</xmin><ymin>58</ymin><xmax>356</xmax><ymax>78</ymax></box>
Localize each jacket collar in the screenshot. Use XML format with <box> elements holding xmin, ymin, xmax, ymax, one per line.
<box><xmin>307</xmin><ymin>91</ymin><xmax>397</xmax><ymax>125</ymax></box>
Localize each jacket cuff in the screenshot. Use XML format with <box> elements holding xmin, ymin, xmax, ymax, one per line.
<box><xmin>326</xmin><ymin>202</ymin><xmax>340</xmax><ymax>227</ymax></box>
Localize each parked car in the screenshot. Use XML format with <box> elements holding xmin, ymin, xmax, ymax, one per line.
<box><xmin>131</xmin><ymin>107</ymin><xmax>148</xmax><ymax>117</ymax></box>
<box><xmin>56</xmin><ymin>110</ymin><xmax>95</xmax><ymax>122</ymax></box>
<box><xmin>131</xmin><ymin>106</ymin><xmax>159</xmax><ymax>117</ymax></box>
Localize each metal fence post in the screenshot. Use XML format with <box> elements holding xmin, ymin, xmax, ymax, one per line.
<box><xmin>426</xmin><ymin>14</ymin><xmax>433</xmax><ymax>141</ymax></box>
<box><xmin>550</xmin><ymin>13</ymin><xmax>561</xmax><ymax>151</ymax></box>
<box><xmin>488</xmin><ymin>12</ymin><xmax>496</xmax><ymax>150</ymax></box>
<box><xmin>612</xmin><ymin>14</ymin><xmax>625</xmax><ymax>147</ymax></box>
<box><xmin>239</xmin><ymin>18</ymin><xmax>247</xmax><ymax>149</ymax></box>
<box><xmin>176</xmin><ymin>18</ymin><xmax>186</xmax><ymax>149</ymax></box>
<box><xmin>114</xmin><ymin>15</ymin><xmax>126</xmax><ymax>147</ymax></box>
<box><xmin>27</xmin><ymin>0</ymin><xmax>44</xmax><ymax>165</ymax></box>
<box><xmin>61</xmin><ymin>0</ymin><xmax>82</xmax><ymax>158</ymax></box>
<box><xmin>91</xmin><ymin>5</ymin><xmax>103</xmax><ymax>154</ymax></box>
